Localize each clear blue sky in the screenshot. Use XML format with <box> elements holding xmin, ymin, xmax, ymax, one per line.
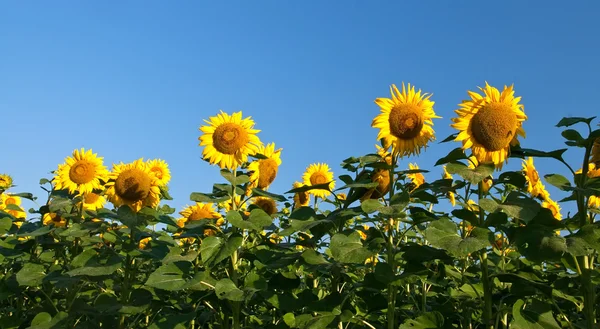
<box><xmin>2</xmin><ymin>1</ymin><xmax>599</xmax><ymax>218</ymax></box>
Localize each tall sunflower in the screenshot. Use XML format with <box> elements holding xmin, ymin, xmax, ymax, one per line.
<box><xmin>292</xmin><ymin>182</ymin><xmax>310</xmax><ymax>208</ymax></box>
<box><xmin>407</xmin><ymin>163</ymin><xmax>425</xmax><ymax>191</ymax></box>
<box><xmin>442</xmin><ymin>166</ymin><xmax>456</xmax><ymax>207</ymax></box>
<box><xmin>302</xmin><ymin>163</ymin><xmax>335</xmax><ymax>199</ymax></box>
<box><xmin>452</xmin><ymin>83</ymin><xmax>527</xmax><ymax>169</ymax></box>
<box><xmin>177</xmin><ymin>202</ymin><xmax>222</xmax><ymax>228</ymax></box>
<box><xmin>0</xmin><ymin>194</ymin><xmax>26</xmax><ymax>219</ymax></box>
<box><xmin>372</xmin><ymin>83</ymin><xmax>439</xmax><ymax>157</ymax></box>
<box><xmin>0</xmin><ymin>174</ymin><xmax>13</xmax><ymax>191</ymax></box>
<box><xmin>199</xmin><ymin>110</ymin><xmax>263</xmax><ymax>170</ymax></box>
<box><xmin>79</xmin><ymin>192</ymin><xmax>107</xmax><ymax>211</ymax></box>
<box><xmin>247</xmin><ymin>143</ymin><xmax>282</xmax><ymax>191</ymax></box>
<box><xmin>43</xmin><ymin>212</ymin><xmax>67</xmax><ymax>227</ymax></box>
<box><xmin>522</xmin><ymin>157</ymin><xmax>545</xmax><ymax>198</ymax></box>
<box><xmin>146</xmin><ymin>159</ymin><xmax>171</xmax><ymax>186</ymax></box>
<box><xmin>252</xmin><ymin>197</ymin><xmax>278</xmax><ymax>215</ymax></box>
<box><xmin>105</xmin><ymin>159</ymin><xmax>161</xmax><ymax>212</ymax></box>
<box><xmin>54</xmin><ymin>148</ymin><xmax>109</xmax><ymax>194</ymax></box>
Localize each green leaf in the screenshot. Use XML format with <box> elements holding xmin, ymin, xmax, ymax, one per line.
<box><xmin>215</xmin><ymin>278</ymin><xmax>244</xmax><ymax>301</ymax></box>
<box><xmin>294</xmin><ymin>314</ymin><xmax>336</xmax><ymax>329</ymax></box>
<box><xmin>360</xmin><ymin>199</ymin><xmax>383</xmax><ymax>214</ymax></box>
<box><xmin>301</xmin><ymin>249</ymin><xmax>330</xmax><ymax>265</ymax></box>
<box><xmin>0</xmin><ymin>217</ymin><xmax>12</xmax><ymax>235</ymax></box>
<box><xmin>435</xmin><ymin>147</ymin><xmax>467</xmax><ymax>166</ymax></box>
<box><xmin>556</xmin><ymin>116</ymin><xmax>596</xmax><ymax>127</ymax></box>
<box><xmin>189</xmin><ymin>191</ymin><xmax>230</xmax><ymax>203</ymax></box>
<box><xmin>16</xmin><ymin>226</ymin><xmax>54</xmax><ymax>237</ymax></box>
<box><xmin>329</xmin><ymin>232</ymin><xmax>375</xmax><ymax>264</ymax></box>
<box><xmin>27</xmin><ymin>312</ymin><xmax>68</xmax><ymax>329</ymax></box>
<box><xmin>67</xmin><ymin>255</ymin><xmax>122</xmax><ymax>277</ymax></box>
<box><xmin>182</xmin><ymin>271</ymin><xmax>217</xmax><ymax>291</ymax></box>
<box><xmin>16</xmin><ymin>263</ymin><xmax>46</xmax><ymax>286</ymax></box>
<box><xmin>509</xmin><ymin>147</ymin><xmax>567</xmax><ymax>161</ymax></box>
<box><xmin>120</xmin><ymin>288</ymin><xmax>153</xmax><ymax>314</ymax></box>
<box><xmin>544</xmin><ymin>174</ymin><xmax>572</xmax><ymax>190</ymax></box>
<box><xmin>425</xmin><ymin>218</ymin><xmax>491</xmax><ymax>257</ymax></box>
<box><xmin>226</xmin><ymin>210</ymin><xmax>256</xmax><ymax>230</ymax></box>
<box><xmin>439</xmin><ymin>133</ymin><xmax>458</xmax><ymax>143</ymax></box>
<box><xmin>117</xmin><ymin>206</ymin><xmax>138</xmax><ymax>228</ymax></box>
<box><xmin>561</xmin><ymin>129</ymin><xmax>586</xmax><ymax>146</ymax></box>
<box><xmin>479</xmin><ymin>194</ymin><xmax>540</xmax><ymax>223</ymax></box>
<box><xmin>70</xmin><ymin>249</ymin><xmax>97</xmax><ymax>268</ymax></box>
<box><xmin>399</xmin><ymin>311</ymin><xmax>445</xmax><ymax>329</ymax></box>
<box><xmin>220</xmin><ymin>169</ymin><xmax>250</xmax><ymax>186</ymax></box>
<box><xmin>251</xmin><ymin>188</ymin><xmax>288</xmax><ymax>202</ymax></box>
<box><xmin>566</xmin><ymin>225</ymin><xmax>600</xmax><ymax>255</ymax></box>
<box><xmin>10</xmin><ymin>193</ymin><xmax>36</xmax><ymax>201</ymax></box>
<box><xmin>374</xmin><ymin>262</ymin><xmax>394</xmax><ymax>284</ymax></box>
<box><xmin>248</xmin><ymin>208</ymin><xmax>273</xmax><ymax>228</ymax></box>
<box><xmin>446</xmin><ymin>162</ymin><xmax>494</xmax><ymax>184</ymax></box>
<box><xmin>514</xmin><ymin>225</ymin><xmax>567</xmax><ymax>262</ymax></box>
<box><xmin>497</xmin><ymin>171</ymin><xmax>526</xmax><ymax>189</ymax></box>
<box><xmin>511</xmin><ymin>299</ymin><xmax>561</xmax><ymax>329</ymax></box>
<box><xmin>286</xmin><ymin>182</ymin><xmax>332</xmax><ymax>194</ymax></box>
<box><xmin>201</xmin><ymin>234</ymin><xmax>242</xmax><ymax>268</ymax></box>
<box><xmin>148</xmin><ymin>312</ymin><xmax>195</xmax><ymax>329</ymax></box>
<box><xmin>145</xmin><ymin>263</ymin><xmax>187</xmax><ymax>291</ymax></box>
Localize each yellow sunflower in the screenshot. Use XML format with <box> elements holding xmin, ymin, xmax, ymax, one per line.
<box><xmin>372</xmin><ymin>83</ymin><xmax>439</xmax><ymax>157</ymax></box>
<box><xmin>358</xmin><ymin>224</ymin><xmax>369</xmax><ymax>240</ymax></box>
<box><xmin>54</xmin><ymin>148</ymin><xmax>109</xmax><ymax>195</ymax></box>
<box><xmin>467</xmin><ymin>156</ymin><xmax>493</xmax><ymax>194</ymax></box>
<box><xmin>105</xmin><ymin>159</ymin><xmax>161</xmax><ymax>212</ymax></box>
<box><xmin>219</xmin><ymin>195</ymin><xmax>247</xmax><ymax>212</ymax></box>
<box><xmin>247</xmin><ymin>143</ymin><xmax>282</xmax><ymax>191</ymax></box>
<box><xmin>407</xmin><ymin>163</ymin><xmax>425</xmax><ymax>190</ymax></box>
<box><xmin>0</xmin><ymin>174</ymin><xmax>13</xmax><ymax>191</ymax></box>
<box><xmin>292</xmin><ymin>182</ymin><xmax>310</xmax><ymax>208</ymax></box>
<box><xmin>43</xmin><ymin>213</ymin><xmax>67</xmax><ymax>227</ymax></box>
<box><xmin>79</xmin><ymin>192</ymin><xmax>107</xmax><ymax>211</ymax></box>
<box><xmin>542</xmin><ymin>197</ymin><xmax>562</xmax><ymax>220</ymax></box>
<box><xmin>442</xmin><ymin>166</ymin><xmax>456</xmax><ymax>207</ymax></box>
<box><xmin>177</xmin><ymin>203</ymin><xmax>222</xmax><ymax>228</ymax></box>
<box><xmin>577</xmin><ymin>163</ymin><xmax>600</xmax><ymax>208</ymax></box>
<box><xmin>146</xmin><ymin>159</ymin><xmax>171</xmax><ymax>186</ymax></box>
<box><xmin>252</xmin><ymin>197</ymin><xmax>278</xmax><ymax>215</ymax></box>
<box><xmin>199</xmin><ymin>110</ymin><xmax>263</xmax><ymax>170</ymax></box>
<box><xmin>522</xmin><ymin>157</ymin><xmax>546</xmax><ymax>198</ymax></box>
<box><xmin>0</xmin><ymin>194</ymin><xmax>26</xmax><ymax>219</ymax></box>
<box><xmin>302</xmin><ymin>163</ymin><xmax>335</xmax><ymax>199</ymax></box>
<box><xmin>452</xmin><ymin>83</ymin><xmax>527</xmax><ymax>169</ymax></box>
<box><xmin>139</xmin><ymin>237</ymin><xmax>152</xmax><ymax>249</ymax></box>
<box><xmin>336</xmin><ymin>193</ymin><xmax>347</xmax><ymax>201</ymax></box>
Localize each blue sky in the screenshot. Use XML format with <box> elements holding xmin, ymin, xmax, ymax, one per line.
<box><xmin>2</xmin><ymin>1</ymin><xmax>599</xmax><ymax>218</ymax></box>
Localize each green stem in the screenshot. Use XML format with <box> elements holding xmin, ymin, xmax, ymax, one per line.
<box><xmin>478</xmin><ymin>181</ymin><xmax>493</xmax><ymax>329</ymax></box>
<box><xmin>387</xmin><ymin>153</ymin><xmax>398</xmax><ymax>329</ymax></box>
<box><xmin>230</xmin><ymin>168</ymin><xmax>241</xmax><ymax>329</ymax></box>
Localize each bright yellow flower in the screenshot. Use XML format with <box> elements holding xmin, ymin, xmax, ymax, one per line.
<box><xmin>442</xmin><ymin>166</ymin><xmax>456</xmax><ymax>207</ymax></box>
<box><xmin>452</xmin><ymin>83</ymin><xmax>527</xmax><ymax>169</ymax></box>
<box><xmin>407</xmin><ymin>163</ymin><xmax>425</xmax><ymax>190</ymax></box>
<box><xmin>177</xmin><ymin>203</ymin><xmax>222</xmax><ymax>228</ymax></box>
<box><xmin>302</xmin><ymin>163</ymin><xmax>335</xmax><ymax>199</ymax></box>
<box><xmin>542</xmin><ymin>197</ymin><xmax>562</xmax><ymax>220</ymax></box>
<box><xmin>252</xmin><ymin>197</ymin><xmax>277</xmax><ymax>215</ymax></box>
<box><xmin>79</xmin><ymin>192</ymin><xmax>107</xmax><ymax>211</ymax></box>
<box><xmin>336</xmin><ymin>193</ymin><xmax>347</xmax><ymax>201</ymax></box>
<box><xmin>577</xmin><ymin>163</ymin><xmax>600</xmax><ymax>208</ymax></box>
<box><xmin>146</xmin><ymin>159</ymin><xmax>171</xmax><ymax>186</ymax></box>
<box><xmin>138</xmin><ymin>237</ymin><xmax>152</xmax><ymax>249</ymax></box>
<box><xmin>522</xmin><ymin>157</ymin><xmax>546</xmax><ymax>198</ymax></box>
<box><xmin>54</xmin><ymin>148</ymin><xmax>109</xmax><ymax>195</ymax></box>
<box><xmin>0</xmin><ymin>174</ymin><xmax>13</xmax><ymax>191</ymax></box>
<box><xmin>105</xmin><ymin>159</ymin><xmax>161</xmax><ymax>212</ymax></box>
<box><xmin>219</xmin><ymin>195</ymin><xmax>247</xmax><ymax>212</ymax></box>
<box><xmin>372</xmin><ymin>83</ymin><xmax>439</xmax><ymax>157</ymax></box>
<box><xmin>43</xmin><ymin>213</ymin><xmax>67</xmax><ymax>227</ymax></box>
<box><xmin>365</xmin><ymin>255</ymin><xmax>379</xmax><ymax>265</ymax></box>
<box><xmin>199</xmin><ymin>110</ymin><xmax>263</xmax><ymax>170</ymax></box>
<box><xmin>292</xmin><ymin>182</ymin><xmax>310</xmax><ymax>208</ymax></box>
<box><xmin>0</xmin><ymin>194</ymin><xmax>26</xmax><ymax>219</ymax></box>
<box><xmin>358</xmin><ymin>224</ymin><xmax>369</xmax><ymax>240</ymax></box>
<box><xmin>247</xmin><ymin>143</ymin><xmax>282</xmax><ymax>191</ymax></box>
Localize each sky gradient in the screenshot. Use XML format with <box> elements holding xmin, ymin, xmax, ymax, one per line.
<box><xmin>2</xmin><ymin>1</ymin><xmax>599</xmax><ymax>217</ymax></box>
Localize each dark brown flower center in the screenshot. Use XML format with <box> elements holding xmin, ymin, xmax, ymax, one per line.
<box><xmin>69</xmin><ymin>160</ymin><xmax>96</xmax><ymax>184</ymax></box>
<box><xmin>471</xmin><ymin>102</ymin><xmax>517</xmax><ymax>151</ymax></box>
<box><xmin>257</xmin><ymin>159</ymin><xmax>278</xmax><ymax>188</ymax></box>
<box><xmin>388</xmin><ymin>104</ymin><xmax>424</xmax><ymax>139</ymax></box>
<box><xmin>115</xmin><ymin>168</ymin><xmax>151</xmax><ymax>202</ymax></box>
<box><xmin>310</xmin><ymin>172</ymin><xmax>328</xmax><ymax>185</ymax></box>
<box><xmin>212</xmin><ymin>123</ymin><xmax>249</xmax><ymax>155</ymax></box>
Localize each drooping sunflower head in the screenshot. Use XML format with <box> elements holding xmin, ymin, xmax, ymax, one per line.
<box><xmin>542</xmin><ymin>197</ymin><xmax>562</xmax><ymax>220</ymax></box>
<box><xmin>407</xmin><ymin>163</ymin><xmax>425</xmax><ymax>190</ymax></box>
<box><xmin>292</xmin><ymin>182</ymin><xmax>310</xmax><ymax>208</ymax></box>
<box><xmin>302</xmin><ymin>163</ymin><xmax>335</xmax><ymax>199</ymax></box>
<box><xmin>0</xmin><ymin>194</ymin><xmax>26</xmax><ymax>219</ymax></box>
<box><xmin>522</xmin><ymin>157</ymin><xmax>546</xmax><ymax>198</ymax></box>
<box><xmin>54</xmin><ymin>148</ymin><xmax>109</xmax><ymax>195</ymax></box>
<box><xmin>146</xmin><ymin>159</ymin><xmax>171</xmax><ymax>186</ymax></box>
<box><xmin>442</xmin><ymin>166</ymin><xmax>456</xmax><ymax>207</ymax></box>
<box><xmin>199</xmin><ymin>110</ymin><xmax>263</xmax><ymax>170</ymax></box>
<box><xmin>372</xmin><ymin>83</ymin><xmax>439</xmax><ymax>157</ymax></box>
<box><xmin>0</xmin><ymin>174</ymin><xmax>13</xmax><ymax>191</ymax></box>
<box><xmin>177</xmin><ymin>202</ymin><xmax>222</xmax><ymax>228</ymax></box>
<box><xmin>79</xmin><ymin>192</ymin><xmax>107</xmax><ymax>212</ymax></box>
<box><xmin>252</xmin><ymin>197</ymin><xmax>278</xmax><ymax>215</ymax></box>
<box><xmin>247</xmin><ymin>143</ymin><xmax>282</xmax><ymax>190</ymax></box>
<box><xmin>43</xmin><ymin>212</ymin><xmax>67</xmax><ymax>227</ymax></box>
<box><xmin>105</xmin><ymin>159</ymin><xmax>161</xmax><ymax>213</ymax></box>
<box><xmin>452</xmin><ymin>83</ymin><xmax>527</xmax><ymax>169</ymax></box>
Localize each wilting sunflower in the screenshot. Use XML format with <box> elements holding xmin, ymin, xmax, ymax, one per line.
<box><xmin>292</xmin><ymin>182</ymin><xmax>310</xmax><ymax>208</ymax></box>
<box><xmin>43</xmin><ymin>213</ymin><xmax>67</xmax><ymax>227</ymax></box>
<box><xmin>302</xmin><ymin>163</ymin><xmax>335</xmax><ymax>199</ymax></box>
<box><xmin>522</xmin><ymin>157</ymin><xmax>546</xmax><ymax>198</ymax></box>
<box><xmin>247</xmin><ymin>143</ymin><xmax>282</xmax><ymax>191</ymax></box>
<box><xmin>0</xmin><ymin>194</ymin><xmax>26</xmax><ymax>219</ymax></box>
<box><xmin>372</xmin><ymin>83</ymin><xmax>439</xmax><ymax>157</ymax></box>
<box><xmin>79</xmin><ymin>192</ymin><xmax>107</xmax><ymax>211</ymax></box>
<box><xmin>452</xmin><ymin>83</ymin><xmax>527</xmax><ymax>169</ymax></box>
<box><xmin>467</xmin><ymin>156</ymin><xmax>493</xmax><ymax>194</ymax></box>
<box><xmin>105</xmin><ymin>159</ymin><xmax>161</xmax><ymax>212</ymax></box>
<box><xmin>577</xmin><ymin>163</ymin><xmax>600</xmax><ymax>208</ymax></box>
<box><xmin>146</xmin><ymin>159</ymin><xmax>171</xmax><ymax>186</ymax></box>
<box><xmin>442</xmin><ymin>166</ymin><xmax>456</xmax><ymax>207</ymax></box>
<box><xmin>407</xmin><ymin>163</ymin><xmax>425</xmax><ymax>190</ymax></box>
<box><xmin>177</xmin><ymin>203</ymin><xmax>222</xmax><ymax>228</ymax></box>
<box><xmin>252</xmin><ymin>197</ymin><xmax>277</xmax><ymax>215</ymax></box>
<box><xmin>54</xmin><ymin>148</ymin><xmax>109</xmax><ymax>195</ymax></box>
<box><xmin>0</xmin><ymin>174</ymin><xmax>13</xmax><ymax>191</ymax></box>
<box><xmin>199</xmin><ymin>110</ymin><xmax>263</xmax><ymax>170</ymax></box>
<box><xmin>542</xmin><ymin>197</ymin><xmax>562</xmax><ymax>220</ymax></box>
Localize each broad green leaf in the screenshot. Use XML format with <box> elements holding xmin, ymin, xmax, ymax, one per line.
<box><xmin>509</xmin><ymin>147</ymin><xmax>567</xmax><ymax>161</ymax></box>
<box><xmin>544</xmin><ymin>174</ymin><xmax>572</xmax><ymax>190</ymax></box>
<box><xmin>0</xmin><ymin>217</ymin><xmax>11</xmax><ymax>235</ymax></box>
<box><xmin>201</xmin><ymin>234</ymin><xmax>242</xmax><ymax>268</ymax></box>
<box><xmin>556</xmin><ymin>116</ymin><xmax>596</xmax><ymax>127</ymax></box>
<box><xmin>425</xmin><ymin>218</ymin><xmax>491</xmax><ymax>257</ymax></box>
<box><xmin>120</xmin><ymin>288</ymin><xmax>153</xmax><ymax>314</ymax></box>
<box><xmin>71</xmin><ymin>249</ymin><xmax>97</xmax><ymax>268</ymax></box>
<box><xmin>16</xmin><ymin>263</ymin><xmax>46</xmax><ymax>286</ymax></box>
<box><xmin>16</xmin><ymin>226</ymin><xmax>53</xmax><ymax>237</ymax></box>
<box><xmin>329</xmin><ymin>232</ymin><xmax>375</xmax><ymax>264</ymax></box>
<box><xmin>279</xmin><ymin>219</ymin><xmax>329</xmax><ymax>236</ymax></box>
<box><xmin>301</xmin><ymin>249</ymin><xmax>329</xmax><ymax>265</ymax></box>
<box><xmin>479</xmin><ymin>193</ymin><xmax>540</xmax><ymax>223</ymax></box>
<box><xmin>145</xmin><ymin>263</ymin><xmax>187</xmax><ymax>291</ymax></box>
<box><xmin>566</xmin><ymin>225</ymin><xmax>600</xmax><ymax>255</ymax></box>
<box><xmin>220</xmin><ymin>169</ymin><xmax>249</xmax><ymax>186</ymax></box>
<box><xmin>561</xmin><ymin>129</ymin><xmax>586</xmax><ymax>147</ymax></box>
<box><xmin>27</xmin><ymin>312</ymin><xmax>68</xmax><ymax>329</ymax></box>
<box><xmin>286</xmin><ymin>182</ymin><xmax>332</xmax><ymax>194</ymax></box>
<box><xmin>294</xmin><ymin>314</ymin><xmax>336</xmax><ymax>329</ymax></box>
<box><xmin>244</xmin><ymin>271</ymin><xmax>268</xmax><ymax>291</ymax></box>
<box><xmin>148</xmin><ymin>312</ymin><xmax>195</xmax><ymax>329</ymax></box>
<box><xmin>497</xmin><ymin>171</ymin><xmax>526</xmax><ymax>189</ymax></box>
<box><xmin>511</xmin><ymin>299</ymin><xmax>561</xmax><ymax>329</ymax></box>
<box><xmin>11</xmin><ymin>192</ymin><xmax>36</xmax><ymax>201</ymax></box>
<box><xmin>226</xmin><ymin>210</ymin><xmax>256</xmax><ymax>230</ymax></box>
<box><xmin>514</xmin><ymin>225</ymin><xmax>567</xmax><ymax>262</ymax></box>
<box><xmin>360</xmin><ymin>199</ymin><xmax>383</xmax><ymax>214</ymax></box>
<box><xmin>374</xmin><ymin>262</ymin><xmax>394</xmax><ymax>284</ymax></box>
<box><xmin>189</xmin><ymin>191</ymin><xmax>229</xmax><ymax>203</ymax></box>
<box><xmin>66</xmin><ymin>255</ymin><xmax>122</xmax><ymax>277</ymax></box>
<box><xmin>446</xmin><ymin>162</ymin><xmax>493</xmax><ymax>185</ymax></box>
<box><xmin>215</xmin><ymin>278</ymin><xmax>244</xmax><ymax>301</ymax></box>
<box><xmin>399</xmin><ymin>311</ymin><xmax>444</xmax><ymax>329</ymax></box>
<box><xmin>182</xmin><ymin>271</ymin><xmax>217</xmax><ymax>291</ymax></box>
<box><xmin>248</xmin><ymin>208</ymin><xmax>273</xmax><ymax>228</ymax></box>
<box><xmin>251</xmin><ymin>188</ymin><xmax>287</xmax><ymax>202</ymax></box>
<box><xmin>435</xmin><ymin>147</ymin><xmax>467</xmax><ymax>166</ymax></box>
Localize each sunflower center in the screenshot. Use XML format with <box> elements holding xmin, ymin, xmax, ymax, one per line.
<box><xmin>388</xmin><ymin>104</ymin><xmax>424</xmax><ymax>139</ymax></box>
<box><xmin>115</xmin><ymin>168</ymin><xmax>151</xmax><ymax>202</ymax></box>
<box><xmin>257</xmin><ymin>159</ymin><xmax>278</xmax><ymax>188</ymax></box>
<box><xmin>296</xmin><ymin>191</ymin><xmax>309</xmax><ymax>205</ymax></box>
<box><xmin>471</xmin><ymin>102</ymin><xmax>518</xmax><ymax>151</ymax></box>
<box><xmin>84</xmin><ymin>193</ymin><xmax>100</xmax><ymax>204</ymax></box>
<box><xmin>256</xmin><ymin>200</ymin><xmax>276</xmax><ymax>215</ymax></box>
<box><xmin>189</xmin><ymin>208</ymin><xmax>213</xmax><ymax>221</ymax></box>
<box><xmin>212</xmin><ymin>123</ymin><xmax>249</xmax><ymax>155</ymax></box>
<box><xmin>5</xmin><ymin>197</ymin><xmax>17</xmax><ymax>205</ymax></box>
<box><xmin>150</xmin><ymin>167</ymin><xmax>163</xmax><ymax>179</ymax></box>
<box><xmin>310</xmin><ymin>172</ymin><xmax>328</xmax><ymax>185</ymax></box>
<box><xmin>69</xmin><ymin>160</ymin><xmax>97</xmax><ymax>184</ymax></box>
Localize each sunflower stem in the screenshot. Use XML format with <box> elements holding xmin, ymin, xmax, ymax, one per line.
<box><xmin>478</xmin><ymin>181</ymin><xmax>493</xmax><ymax>329</ymax></box>
<box><xmin>386</xmin><ymin>153</ymin><xmax>398</xmax><ymax>329</ymax></box>
<box><xmin>230</xmin><ymin>168</ymin><xmax>241</xmax><ymax>329</ymax></box>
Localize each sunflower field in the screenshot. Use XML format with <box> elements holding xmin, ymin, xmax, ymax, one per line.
<box><xmin>1</xmin><ymin>83</ymin><xmax>599</xmax><ymax>329</ymax></box>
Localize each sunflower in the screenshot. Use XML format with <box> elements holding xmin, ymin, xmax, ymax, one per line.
<box><xmin>452</xmin><ymin>83</ymin><xmax>527</xmax><ymax>169</ymax></box>
<box><xmin>521</xmin><ymin>157</ymin><xmax>546</xmax><ymax>198</ymax></box>
<box><xmin>292</xmin><ymin>182</ymin><xmax>310</xmax><ymax>208</ymax></box>
<box><xmin>375</xmin><ymin>144</ymin><xmax>393</xmax><ymax>165</ymax></box>
<box><xmin>542</xmin><ymin>197</ymin><xmax>562</xmax><ymax>220</ymax></box>
<box><xmin>146</xmin><ymin>159</ymin><xmax>171</xmax><ymax>186</ymax></box>
<box><xmin>54</xmin><ymin>148</ymin><xmax>109</xmax><ymax>195</ymax></box>
<box><xmin>442</xmin><ymin>166</ymin><xmax>456</xmax><ymax>207</ymax></box>
<box><xmin>591</xmin><ymin>138</ymin><xmax>600</xmax><ymax>165</ymax></box>
<box><xmin>252</xmin><ymin>197</ymin><xmax>278</xmax><ymax>215</ymax></box>
<box><xmin>577</xmin><ymin>163</ymin><xmax>600</xmax><ymax>208</ymax></box>
<box><xmin>177</xmin><ymin>203</ymin><xmax>222</xmax><ymax>228</ymax></box>
<box><xmin>302</xmin><ymin>163</ymin><xmax>335</xmax><ymax>199</ymax></box>
<box><xmin>199</xmin><ymin>110</ymin><xmax>263</xmax><ymax>170</ymax></box>
<box><xmin>219</xmin><ymin>195</ymin><xmax>247</xmax><ymax>212</ymax></box>
<box><xmin>0</xmin><ymin>174</ymin><xmax>13</xmax><ymax>191</ymax></box>
<box><xmin>43</xmin><ymin>213</ymin><xmax>67</xmax><ymax>227</ymax></box>
<box><xmin>105</xmin><ymin>159</ymin><xmax>161</xmax><ymax>212</ymax></box>
<box><xmin>358</xmin><ymin>224</ymin><xmax>369</xmax><ymax>240</ymax></box>
<box><xmin>79</xmin><ymin>192</ymin><xmax>107</xmax><ymax>211</ymax></box>
<box><xmin>407</xmin><ymin>163</ymin><xmax>425</xmax><ymax>190</ymax></box>
<box><xmin>0</xmin><ymin>194</ymin><xmax>26</xmax><ymax>219</ymax></box>
<box><xmin>372</xmin><ymin>83</ymin><xmax>439</xmax><ymax>157</ymax></box>
<box><xmin>247</xmin><ymin>143</ymin><xmax>282</xmax><ymax>191</ymax></box>
<box><xmin>467</xmin><ymin>156</ymin><xmax>493</xmax><ymax>194</ymax></box>
<box><xmin>336</xmin><ymin>193</ymin><xmax>347</xmax><ymax>201</ymax></box>
<box><xmin>139</xmin><ymin>237</ymin><xmax>152</xmax><ymax>249</ymax></box>
<box><xmin>361</xmin><ymin>168</ymin><xmax>391</xmax><ymax>201</ymax></box>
